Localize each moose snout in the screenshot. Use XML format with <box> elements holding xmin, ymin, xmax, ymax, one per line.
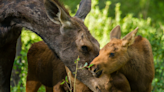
<box><xmin>90</xmin><ymin>64</ymin><xmax>103</xmax><ymax>78</ymax></box>
<box><xmin>95</xmin><ymin>69</ymin><xmax>103</xmax><ymax>78</ymax></box>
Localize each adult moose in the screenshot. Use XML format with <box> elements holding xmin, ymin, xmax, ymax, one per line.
<box><xmin>90</xmin><ymin>25</ymin><xmax>155</xmax><ymax>92</ymax></box>
<box><xmin>26</xmin><ymin>41</ymin><xmax>131</xmax><ymax>92</ymax></box>
<box><xmin>0</xmin><ymin>0</ymin><xmax>102</xmax><ymax>91</ymax></box>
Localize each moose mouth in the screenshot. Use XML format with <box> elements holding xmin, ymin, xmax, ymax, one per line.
<box><xmin>91</xmin><ymin>68</ymin><xmax>103</xmax><ymax>78</ymax></box>
<box><xmin>95</xmin><ymin>70</ymin><xmax>103</xmax><ymax>78</ymax></box>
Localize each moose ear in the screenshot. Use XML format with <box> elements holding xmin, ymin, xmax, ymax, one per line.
<box><xmin>75</xmin><ymin>0</ymin><xmax>91</xmax><ymax>21</ymax></box>
<box><xmin>122</xmin><ymin>27</ymin><xmax>139</xmax><ymax>47</ymax></box>
<box><xmin>110</xmin><ymin>25</ymin><xmax>121</xmax><ymax>40</ymax></box>
<box><xmin>44</xmin><ymin>0</ymin><xmax>72</xmax><ymax>27</ymax></box>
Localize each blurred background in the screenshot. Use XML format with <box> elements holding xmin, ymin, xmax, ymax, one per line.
<box><xmin>11</xmin><ymin>0</ymin><xmax>164</xmax><ymax>91</ymax></box>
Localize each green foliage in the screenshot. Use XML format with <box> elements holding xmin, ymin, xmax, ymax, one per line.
<box><xmin>62</xmin><ymin>0</ymin><xmax>164</xmax><ymax>24</ymax></box>
<box><xmin>11</xmin><ymin>0</ymin><xmax>164</xmax><ymax>91</ymax></box>
<box><xmin>83</xmin><ymin>62</ymin><xmax>88</xmax><ymax>67</ymax></box>
<box><xmin>74</xmin><ymin>56</ymin><xmax>80</xmax><ymax>64</ymax></box>
<box><xmin>60</xmin><ymin>76</ymin><xmax>69</xmax><ymax>85</ymax></box>
<box><xmin>60</xmin><ymin>80</ymin><xmax>66</xmax><ymax>85</ymax></box>
<box><xmin>88</xmin><ymin>64</ymin><xmax>94</xmax><ymax>68</ymax></box>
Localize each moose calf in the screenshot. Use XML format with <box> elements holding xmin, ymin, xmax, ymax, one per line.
<box><xmin>90</xmin><ymin>25</ymin><xmax>155</xmax><ymax>92</ymax></box>
<box><xmin>26</xmin><ymin>41</ymin><xmax>92</xmax><ymax>92</ymax></box>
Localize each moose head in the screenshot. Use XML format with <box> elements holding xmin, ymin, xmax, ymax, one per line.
<box><xmin>90</xmin><ymin>25</ymin><xmax>138</xmax><ymax>77</ymax></box>
<box><xmin>43</xmin><ymin>0</ymin><xmax>101</xmax><ymax>91</ymax></box>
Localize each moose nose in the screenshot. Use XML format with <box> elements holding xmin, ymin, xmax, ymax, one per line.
<box><xmin>91</xmin><ymin>64</ymin><xmax>99</xmax><ymax>72</ymax></box>
<box><xmin>95</xmin><ymin>70</ymin><xmax>103</xmax><ymax>78</ymax></box>
<box><xmin>91</xmin><ymin>65</ymin><xmax>103</xmax><ymax>78</ymax></box>
<box><xmin>94</xmin><ymin>68</ymin><xmax>98</xmax><ymax>72</ymax></box>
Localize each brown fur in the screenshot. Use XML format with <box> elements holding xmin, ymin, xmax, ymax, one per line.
<box><xmin>0</xmin><ymin>0</ymin><xmax>102</xmax><ymax>91</ymax></box>
<box><xmin>90</xmin><ymin>26</ymin><xmax>155</xmax><ymax>92</ymax></box>
<box><xmin>26</xmin><ymin>41</ymin><xmax>92</xmax><ymax>92</ymax></box>
<box><xmin>26</xmin><ymin>41</ymin><xmax>132</xmax><ymax>92</ymax></box>
<box><xmin>92</xmin><ymin>71</ymin><xmax>131</xmax><ymax>92</ymax></box>
<box><xmin>108</xmin><ymin>72</ymin><xmax>131</xmax><ymax>92</ymax></box>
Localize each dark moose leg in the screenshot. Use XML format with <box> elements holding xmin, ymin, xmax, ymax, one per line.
<box><xmin>0</xmin><ymin>27</ymin><xmax>21</xmax><ymax>92</ymax></box>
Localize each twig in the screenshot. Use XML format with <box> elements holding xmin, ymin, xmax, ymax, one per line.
<box><xmin>73</xmin><ymin>56</ymin><xmax>79</xmax><ymax>92</ymax></box>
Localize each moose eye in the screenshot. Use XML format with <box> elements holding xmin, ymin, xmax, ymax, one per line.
<box><xmin>81</xmin><ymin>46</ymin><xmax>88</xmax><ymax>53</ymax></box>
<box><xmin>109</xmin><ymin>53</ymin><xmax>115</xmax><ymax>57</ymax></box>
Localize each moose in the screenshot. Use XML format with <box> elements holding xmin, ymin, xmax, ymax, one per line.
<box><xmin>90</xmin><ymin>25</ymin><xmax>155</xmax><ymax>92</ymax></box>
<box><xmin>26</xmin><ymin>41</ymin><xmax>131</xmax><ymax>92</ymax></box>
<box><xmin>0</xmin><ymin>0</ymin><xmax>104</xmax><ymax>91</ymax></box>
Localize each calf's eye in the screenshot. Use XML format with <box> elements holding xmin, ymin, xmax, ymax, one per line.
<box><xmin>109</xmin><ymin>53</ymin><xmax>115</xmax><ymax>57</ymax></box>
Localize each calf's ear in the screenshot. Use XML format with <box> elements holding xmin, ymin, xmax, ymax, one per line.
<box><xmin>110</xmin><ymin>25</ymin><xmax>121</xmax><ymax>40</ymax></box>
<box><xmin>122</xmin><ymin>27</ymin><xmax>139</xmax><ymax>47</ymax></box>
<box><xmin>44</xmin><ymin>0</ymin><xmax>72</xmax><ymax>27</ymax></box>
<box><xmin>75</xmin><ymin>0</ymin><xmax>91</xmax><ymax>21</ymax></box>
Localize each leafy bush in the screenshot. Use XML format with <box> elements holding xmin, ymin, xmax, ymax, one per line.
<box><xmin>11</xmin><ymin>0</ymin><xmax>164</xmax><ymax>91</ymax></box>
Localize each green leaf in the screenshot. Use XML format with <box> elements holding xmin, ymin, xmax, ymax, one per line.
<box><xmin>83</xmin><ymin>62</ymin><xmax>88</xmax><ymax>67</ymax></box>
<box><xmin>74</xmin><ymin>57</ymin><xmax>80</xmax><ymax>64</ymax></box>
<box><xmin>65</xmin><ymin>76</ymin><xmax>68</xmax><ymax>83</ymax></box>
<box><xmin>74</xmin><ymin>60</ymin><xmax>77</xmax><ymax>64</ymax></box>
<box><xmin>88</xmin><ymin>64</ymin><xmax>94</xmax><ymax>68</ymax></box>
<box><xmin>60</xmin><ymin>80</ymin><xmax>65</xmax><ymax>85</ymax></box>
<box><xmin>77</xmin><ymin>57</ymin><xmax>80</xmax><ymax>61</ymax></box>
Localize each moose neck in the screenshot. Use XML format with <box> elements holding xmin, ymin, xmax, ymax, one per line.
<box><xmin>120</xmin><ymin>45</ymin><xmax>138</xmax><ymax>75</ymax></box>
<box><xmin>0</xmin><ymin>0</ymin><xmax>62</xmax><ymax>54</ymax></box>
